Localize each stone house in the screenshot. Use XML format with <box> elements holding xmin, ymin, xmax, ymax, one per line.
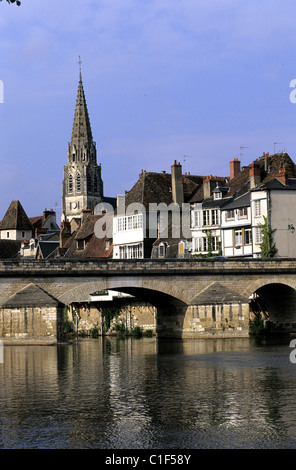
<box><xmin>0</xmin><ymin>283</ymin><xmax>64</xmax><ymax>340</ymax></box>
<box><xmin>0</xmin><ymin>200</ymin><xmax>33</xmax><ymax>242</ymax></box>
<box><xmin>60</xmin><ymin>213</ymin><xmax>113</xmax><ymax>259</ymax></box>
<box><xmin>113</xmin><ymin>161</ymin><xmax>210</xmax><ymax>259</ymax></box>
<box><xmin>186</xmin><ymin>282</ymin><xmax>250</xmax><ymax>336</ymax></box>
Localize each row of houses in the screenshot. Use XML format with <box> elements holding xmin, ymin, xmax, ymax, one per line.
<box><xmin>112</xmin><ymin>151</ymin><xmax>296</xmax><ymax>259</ymax></box>
<box><xmin>1</xmin><ymin>151</ymin><xmax>296</xmax><ymax>260</ymax></box>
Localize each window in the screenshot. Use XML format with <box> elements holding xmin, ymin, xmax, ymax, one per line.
<box><xmin>255</xmin><ymin>226</ymin><xmax>262</xmax><ymax>244</ymax></box>
<box><xmin>6</xmin><ymin>232</ymin><xmax>9</xmax><ymax>239</ymax></box>
<box><xmin>244</xmin><ymin>228</ymin><xmax>252</xmax><ymax>245</ymax></box>
<box><xmin>76</xmin><ymin>174</ymin><xmax>81</xmax><ymax>192</ymax></box>
<box><xmin>77</xmin><ymin>239</ymin><xmax>85</xmax><ymax>250</ymax></box>
<box><xmin>94</xmin><ymin>174</ymin><xmax>99</xmax><ymax>193</ymax></box>
<box><xmin>87</xmin><ymin>174</ymin><xmax>92</xmax><ymax>192</ymax></box>
<box><xmin>159</xmin><ymin>243</ymin><xmax>166</xmax><ymax>258</ymax></box>
<box><xmin>22</xmin><ymin>231</ymin><xmax>25</xmax><ymax>238</ymax></box>
<box><xmin>212</xmin><ymin>209</ymin><xmax>219</xmax><ymax>225</ymax></box>
<box><xmin>214</xmin><ymin>191</ymin><xmax>222</xmax><ymax>200</ymax></box>
<box><xmin>212</xmin><ymin>236</ymin><xmax>219</xmax><ymax>251</ymax></box>
<box><xmin>68</xmin><ymin>174</ymin><xmax>73</xmax><ymax>192</ymax></box>
<box><xmin>238</xmin><ymin>207</ymin><xmax>248</xmax><ymax>219</ymax></box>
<box><xmin>202</xmin><ymin>237</ymin><xmax>208</xmax><ymax>252</ymax></box>
<box><xmin>194</xmin><ymin>211</ymin><xmax>201</xmax><ymax>227</ymax></box>
<box><xmin>127</xmin><ymin>216</ymin><xmax>133</xmax><ymax>230</ymax></box>
<box><xmin>203</xmin><ymin>210</ymin><xmax>210</xmax><ymax>226</ymax></box>
<box><xmin>254</xmin><ymin>200</ymin><xmax>261</xmax><ymax>217</ymax></box>
<box><xmin>194</xmin><ymin>237</ymin><xmax>203</xmax><ymax>252</ymax></box>
<box><xmin>226</xmin><ymin>210</ymin><xmax>235</xmax><ymax>220</ymax></box>
<box><xmin>235</xmin><ymin>230</ymin><xmax>243</xmax><ymax>246</ymax></box>
<box><xmin>119</xmin><ymin>244</ymin><xmax>143</xmax><ymax>259</ymax></box>
<box><xmin>117</xmin><ymin>215</ymin><xmax>143</xmax><ymax>232</ymax></box>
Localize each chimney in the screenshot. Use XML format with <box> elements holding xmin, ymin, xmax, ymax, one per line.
<box><xmin>264</xmin><ymin>152</ymin><xmax>270</xmax><ymax>172</ymax></box>
<box><xmin>81</xmin><ymin>207</ymin><xmax>92</xmax><ymax>223</ymax></box>
<box><xmin>229</xmin><ymin>158</ymin><xmax>241</xmax><ymax>180</ymax></box>
<box><xmin>171</xmin><ymin>160</ymin><xmax>184</xmax><ymax>205</ymax></box>
<box><xmin>249</xmin><ymin>161</ymin><xmax>261</xmax><ymax>189</ymax></box>
<box><xmin>203</xmin><ymin>175</ymin><xmax>218</xmax><ymax>199</ymax></box>
<box><xmin>276</xmin><ymin>167</ymin><xmax>288</xmax><ymax>185</ymax></box>
<box><xmin>60</xmin><ymin>220</ymin><xmax>71</xmax><ymax>249</ymax></box>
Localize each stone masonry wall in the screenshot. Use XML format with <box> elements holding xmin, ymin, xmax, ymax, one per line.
<box><xmin>0</xmin><ymin>306</ymin><xmax>63</xmax><ymax>340</ymax></box>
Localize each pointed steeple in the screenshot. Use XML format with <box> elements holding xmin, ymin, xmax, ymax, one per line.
<box><xmin>62</xmin><ymin>60</ymin><xmax>104</xmax><ymax>224</ymax></box>
<box><xmin>71</xmin><ymin>71</ymin><xmax>93</xmax><ymax>148</ymax></box>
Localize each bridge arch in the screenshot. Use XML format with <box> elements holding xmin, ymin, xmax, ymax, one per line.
<box><xmin>57</xmin><ymin>278</ymin><xmax>188</xmax><ymax>309</ymax></box>
<box><xmin>247</xmin><ymin>282</ymin><xmax>296</xmax><ymax>329</ymax></box>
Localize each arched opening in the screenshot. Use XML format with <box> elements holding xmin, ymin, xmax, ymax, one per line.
<box><xmin>250</xmin><ymin>283</ymin><xmax>296</xmax><ymax>334</ymax></box>
<box><xmin>63</xmin><ymin>284</ymin><xmax>188</xmax><ymax>338</ymax></box>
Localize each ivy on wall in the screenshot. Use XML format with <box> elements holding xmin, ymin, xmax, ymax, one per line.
<box><xmin>258</xmin><ymin>212</ymin><xmax>277</xmax><ymax>258</ymax></box>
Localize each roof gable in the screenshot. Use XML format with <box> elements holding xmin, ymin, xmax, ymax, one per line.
<box><xmin>1</xmin><ymin>201</ymin><xmax>33</xmax><ymax>231</ymax></box>
<box><xmin>189</xmin><ymin>282</ymin><xmax>249</xmax><ymax>305</ymax></box>
<box><xmin>1</xmin><ymin>283</ymin><xmax>61</xmax><ymax>308</ymax></box>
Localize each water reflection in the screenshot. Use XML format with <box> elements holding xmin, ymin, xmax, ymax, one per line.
<box><xmin>0</xmin><ymin>337</ymin><xmax>296</xmax><ymax>448</ymax></box>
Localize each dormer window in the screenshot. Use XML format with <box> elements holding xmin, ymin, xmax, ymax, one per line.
<box><xmin>214</xmin><ymin>191</ymin><xmax>222</xmax><ymax>200</ymax></box>
<box><xmin>77</xmin><ymin>239</ymin><xmax>85</xmax><ymax>250</ymax></box>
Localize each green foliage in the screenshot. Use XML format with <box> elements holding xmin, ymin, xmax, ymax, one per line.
<box><xmin>114</xmin><ymin>323</ymin><xmax>126</xmax><ymax>335</ymax></box>
<box><xmin>131</xmin><ymin>326</ymin><xmax>143</xmax><ymax>337</ymax></box>
<box><xmin>63</xmin><ymin>307</ymin><xmax>74</xmax><ymax>333</ymax></box>
<box><xmin>258</xmin><ymin>213</ymin><xmax>277</xmax><ymax>258</ymax></box>
<box><xmin>143</xmin><ymin>329</ymin><xmax>153</xmax><ymax>337</ymax></box>
<box><xmin>101</xmin><ymin>306</ymin><xmax>121</xmax><ymax>333</ymax></box>
<box><xmin>192</xmin><ymin>231</ymin><xmax>222</xmax><ymax>258</ymax></box>
<box><xmin>249</xmin><ymin>314</ymin><xmax>265</xmax><ymax>335</ymax></box>
<box><xmin>1</xmin><ymin>0</ymin><xmax>21</xmax><ymax>5</ymax></box>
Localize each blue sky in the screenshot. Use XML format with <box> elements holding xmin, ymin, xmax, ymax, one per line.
<box><xmin>1</xmin><ymin>0</ymin><xmax>296</xmax><ymax>221</ymax></box>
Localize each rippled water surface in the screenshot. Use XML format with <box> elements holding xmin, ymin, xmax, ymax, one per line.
<box><xmin>1</xmin><ymin>336</ymin><xmax>296</xmax><ymax>449</ymax></box>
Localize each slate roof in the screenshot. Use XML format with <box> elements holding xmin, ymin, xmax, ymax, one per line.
<box><xmin>0</xmin><ymin>240</ymin><xmax>21</xmax><ymax>259</ymax></box>
<box><xmin>36</xmin><ymin>241</ymin><xmax>60</xmax><ymax>259</ymax></box>
<box><xmin>220</xmin><ymin>192</ymin><xmax>250</xmax><ymax>210</ymax></box>
<box><xmin>253</xmin><ymin>177</ymin><xmax>296</xmax><ymax>191</ymax></box>
<box><xmin>189</xmin><ymin>282</ymin><xmax>249</xmax><ymax>305</ymax></box>
<box><xmin>0</xmin><ymin>200</ymin><xmax>33</xmax><ymax>231</ymax></box>
<box><xmin>124</xmin><ymin>171</ymin><xmax>211</xmax><ymax>209</ymax></box>
<box><xmin>189</xmin><ymin>152</ymin><xmax>296</xmax><ymax>206</ymax></box>
<box><xmin>1</xmin><ymin>283</ymin><xmax>61</xmax><ymax>308</ymax></box>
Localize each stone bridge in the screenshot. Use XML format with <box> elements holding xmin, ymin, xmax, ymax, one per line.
<box><xmin>0</xmin><ymin>258</ymin><xmax>296</xmax><ymax>338</ymax></box>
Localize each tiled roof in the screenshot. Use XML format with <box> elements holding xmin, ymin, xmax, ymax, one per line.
<box><xmin>1</xmin><ymin>283</ymin><xmax>60</xmax><ymax>308</ymax></box>
<box><xmin>124</xmin><ymin>171</ymin><xmax>217</xmax><ymax>209</ymax></box>
<box><xmin>1</xmin><ymin>200</ymin><xmax>33</xmax><ymax>231</ymax></box>
<box><xmin>189</xmin><ymin>282</ymin><xmax>249</xmax><ymax>305</ymax></box>
<box><xmin>63</xmin><ymin>214</ymin><xmax>113</xmax><ymax>259</ymax></box>
<box><xmin>0</xmin><ymin>240</ymin><xmax>21</xmax><ymax>259</ymax></box>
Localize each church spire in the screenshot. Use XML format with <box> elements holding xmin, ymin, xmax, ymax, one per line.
<box><xmin>71</xmin><ymin>61</ymin><xmax>93</xmax><ymax>148</ymax></box>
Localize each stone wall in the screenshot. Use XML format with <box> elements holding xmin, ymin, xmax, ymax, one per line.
<box><xmin>0</xmin><ymin>306</ymin><xmax>64</xmax><ymax>340</ymax></box>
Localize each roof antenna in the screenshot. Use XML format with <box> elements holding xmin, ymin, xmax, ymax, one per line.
<box><xmin>274</xmin><ymin>142</ymin><xmax>283</xmax><ymax>154</ymax></box>
<box><xmin>240</xmin><ymin>146</ymin><xmax>248</xmax><ymax>158</ymax></box>
<box><xmin>183</xmin><ymin>155</ymin><xmax>193</xmax><ymax>173</ymax></box>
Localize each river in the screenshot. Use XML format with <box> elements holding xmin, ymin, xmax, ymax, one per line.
<box><xmin>0</xmin><ymin>336</ymin><xmax>296</xmax><ymax>449</ymax></box>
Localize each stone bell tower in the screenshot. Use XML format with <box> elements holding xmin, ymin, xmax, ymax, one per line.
<box><xmin>62</xmin><ymin>63</ymin><xmax>103</xmax><ymax>223</ymax></box>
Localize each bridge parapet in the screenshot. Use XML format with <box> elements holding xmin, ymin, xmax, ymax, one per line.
<box><xmin>0</xmin><ymin>258</ymin><xmax>296</xmax><ymax>276</ymax></box>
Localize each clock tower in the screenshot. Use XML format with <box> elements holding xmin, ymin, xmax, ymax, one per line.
<box><xmin>62</xmin><ymin>67</ymin><xmax>103</xmax><ymax>224</ymax></box>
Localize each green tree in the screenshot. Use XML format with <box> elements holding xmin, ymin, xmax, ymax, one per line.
<box><xmin>258</xmin><ymin>213</ymin><xmax>277</xmax><ymax>258</ymax></box>
<box><xmin>1</xmin><ymin>1</ymin><xmax>21</xmax><ymax>5</ymax></box>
